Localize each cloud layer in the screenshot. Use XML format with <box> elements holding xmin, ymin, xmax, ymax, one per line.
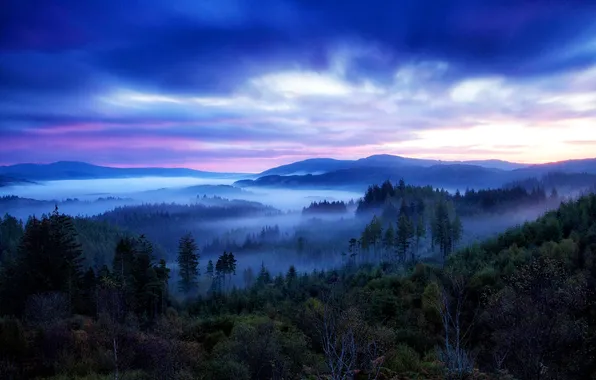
<box><xmin>2</xmin><ymin>0</ymin><xmax>596</xmax><ymax>171</ymax></box>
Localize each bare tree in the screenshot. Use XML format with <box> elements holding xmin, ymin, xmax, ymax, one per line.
<box><xmin>434</xmin><ymin>275</ymin><xmax>475</xmax><ymax>379</ymax></box>
<box><xmin>96</xmin><ymin>275</ymin><xmax>126</xmax><ymax>380</ymax></box>
<box><xmin>314</xmin><ymin>288</ymin><xmax>358</xmax><ymax>380</ymax></box>
<box><xmin>365</xmin><ymin>340</ymin><xmax>385</xmax><ymax>380</ymax></box>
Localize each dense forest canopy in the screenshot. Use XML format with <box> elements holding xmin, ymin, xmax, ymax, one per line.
<box><xmin>0</xmin><ymin>178</ymin><xmax>594</xmax><ymax>379</ymax></box>
<box><xmin>303</xmin><ymin>200</ymin><xmax>349</xmax><ymax>215</ymax></box>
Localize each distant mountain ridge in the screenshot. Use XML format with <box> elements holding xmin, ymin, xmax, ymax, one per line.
<box><xmin>0</xmin><ymin>161</ymin><xmax>250</xmax><ymax>181</ymax></box>
<box><xmin>237</xmin><ymin>156</ymin><xmax>596</xmax><ymax>190</ymax></box>
<box><xmin>237</xmin><ymin>165</ymin><xmax>513</xmax><ymax>190</ymax></box>
<box><xmin>4</xmin><ymin>156</ymin><xmax>596</xmax><ymax>191</ymax></box>
<box><xmin>258</xmin><ymin>154</ymin><xmax>527</xmax><ymax>176</ymax></box>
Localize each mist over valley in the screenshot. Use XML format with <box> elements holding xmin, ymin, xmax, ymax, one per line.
<box><xmin>2</xmin><ymin>155</ymin><xmax>591</xmax><ymax>285</ymax></box>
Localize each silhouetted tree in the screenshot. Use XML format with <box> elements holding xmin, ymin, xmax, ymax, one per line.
<box><xmin>177</xmin><ymin>233</ymin><xmax>199</xmax><ymax>294</ymax></box>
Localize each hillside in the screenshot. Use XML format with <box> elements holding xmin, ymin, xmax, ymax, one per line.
<box><xmin>1</xmin><ymin>189</ymin><xmax>595</xmax><ymax>379</ymax></box>
<box><xmin>259</xmin><ymin>154</ymin><xmax>527</xmax><ymax>176</ymax></box>
<box><xmin>237</xmin><ymin>164</ymin><xmax>514</xmax><ymax>190</ymax></box>
<box><xmin>0</xmin><ymin>161</ymin><xmax>249</xmax><ymax>181</ymax></box>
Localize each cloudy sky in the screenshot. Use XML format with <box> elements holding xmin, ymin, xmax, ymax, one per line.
<box><xmin>1</xmin><ymin>0</ymin><xmax>596</xmax><ymax>172</ymax></box>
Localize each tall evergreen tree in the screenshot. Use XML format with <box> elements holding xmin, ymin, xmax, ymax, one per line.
<box><xmin>49</xmin><ymin>206</ymin><xmax>84</xmax><ymax>309</ymax></box>
<box><xmin>177</xmin><ymin>233</ymin><xmax>199</xmax><ymax>294</ymax></box>
<box><xmin>3</xmin><ymin>208</ymin><xmax>84</xmax><ymax>315</ymax></box>
<box><xmin>156</xmin><ymin>259</ymin><xmax>170</xmax><ymax>313</ymax></box>
<box><xmin>257</xmin><ymin>262</ymin><xmax>271</xmax><ymax>285</ymax></box>
<box><xmin>432</xmin><ymin>200</ymin><xmax>463</xmax><ymax>264</ymax></box>
<box><xmin>368</xmin><ymin>216</ymin><xmax>383</xmax><ymax>259</ymax></box>
<box><xmin>286</xmin><ymin>265</ymin><xmax>298</xmax><ymax>286</ymax></box>
<box><xmin>206</xmin><ymin>259</ymin><xmax>215</xmax><ymax>293</ymax></box>
<box><xmin>206</xmin><ymin>260</ymin><xmax>214</xmax><ymax>278</ymax></box>
<box><xmin>113</xmin><ymin>237</ymin><xmax>135</xmax><ymax>284</ymax></box>
<box><xmin>396</xmin><ymin>213</ymin><xmax>414</xmax><ymax>263</ymax></box>
<box><xmin>415</xmin><ymin>215</ymin><xmax>426</xmax><ymax>259</ymax></box>
<box><xmin>383</xmin><ymin>223</ymin><xmax>395</xmax><ymax>261</ymax></box>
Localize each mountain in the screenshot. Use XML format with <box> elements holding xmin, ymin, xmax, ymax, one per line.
<box><xmin>513</xmin><ymin>158</ymin><xmax>596</xmax><ymax>175</ymax></box>
<box><xmin>238</xmin><ymin>155</ymin><xmax>596</xmax><ymax>190</ymax></box>
<box><xmin>0</xmin><ymin>161</ymin><xmax>250</xmax><ymax>181</ymax></box>
<box><xmin>259</xmin><ymin>154</ymin><xmax>526</xmax><ymax>176</ymax></box>
<box><xmin>237</xmin><ymin>164</ymin><xmax>511</xmax><ymax>191</ymax></box>
<box><xmin>462</xmin><ymin>159</ymin><xmax>527</xmax><ymax>171</ymax></box>
<box><xmin>259</xmin><ymin>158</ymin><xmax>354</xmax><ymax>176</ymax></box>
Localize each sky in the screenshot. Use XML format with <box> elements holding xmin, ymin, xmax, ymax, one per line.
<box><xmin>1</xmin><ymin>0</ymin><xmax>596</xmax><ymax>173</ymax></box>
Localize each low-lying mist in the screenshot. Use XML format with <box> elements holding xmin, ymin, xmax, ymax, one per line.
<box><xmin>0</xmin><ymin>177</ymin><xmax>362</xmax><ymax>217</ymax></box>
<box><xmin>1</xmin><ymin>175</ymin><xmax>582</xmax><ymax>292</ymax></box>
<box><xmin>0</xmin><ymin>176</ymin><xmax>237</xmax><ymax>201</ymax></box>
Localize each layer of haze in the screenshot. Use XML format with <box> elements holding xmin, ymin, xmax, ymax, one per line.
<box><xmin>0</xmin><ymin>177</ymin><xmax>361</xmax><ymax>218</ymax></box>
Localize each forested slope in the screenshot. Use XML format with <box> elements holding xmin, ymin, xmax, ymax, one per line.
<box><xmin>0</xmin><ymin>192</ymin><xmax>594</xmax><ymax>379</ymax></box>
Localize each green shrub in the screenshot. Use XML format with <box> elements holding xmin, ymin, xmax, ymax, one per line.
<box><xmin>385</xmin><ymin>343</ymin><xmax>421</xmax><ymax>373</ymax></box>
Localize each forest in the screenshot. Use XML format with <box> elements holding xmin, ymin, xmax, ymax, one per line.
<box><xmin>0</xmin><ymin>179</ymin><xmax>594</xmax><ymax>379</ymax></box>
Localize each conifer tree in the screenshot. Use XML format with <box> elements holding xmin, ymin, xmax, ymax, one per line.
<box><xmin>286</xmin><ymin>265</ymin><xmax>298</xmax><ymax>286</ymax></box>
<box><xmin>383</xmin><ymin>223</ymin><xmax>395</xmax><ymax>261</ymax></box>
<box><xmin>215</xmin><ymin>256</ymin><xmax>224</xmax><ymax>293</ymax></box>
<box><xmin>348</xmin><ymin>238</ymin><xmax>358</xmax><ymax>266</ymax></box>
<box><xmin>206</xmin><ymin>259</ymin><xmax>215</xmax><ymax>293</ymax></box>
<box><xmin>206</xmin><ymin>260</ymin><xmax>214</xmax><ymax>278</ymax></box>
<box><xmin>396</xmin><ymin>213</ymin><xmax>414</xmax><ymax>263</ymax></box>
<box><xmin>156</xmin><ymin>259</ymin><xmax>170</xmax><ymax>313</ymax></box>
<box><xmin>49</xmin><ymin>206</ymin><xmax>84</xmax><ymax>309</ymax></box>
<box><xmin>368</xmin><ymin>215</ymin><xmax>383</xmax><ymax>259</ymax></box>
<box><xmin>257</xmin><ymin>262</ymin><xmax>271</xmax><ymax>285</ymax></box>
<box><xmin>432</xmin><ymin>200</ymin><xmax>463</xmax><ymax>264</ymax></box>
<box><xmin>177</xmin><ymin>232</ymin><xmax>199</xmax><ymax>294</ymax></box>
<box><xmin>415</xmin><ymin>215</ymin><xmax>426</xmax><ymax>259</ymax></box>
<box><xmin>113</xmin><ymin>237</ymin><xmax>135</xmax><ymax>284</ymax></box>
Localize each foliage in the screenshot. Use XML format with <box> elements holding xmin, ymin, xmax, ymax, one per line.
<box><xmin>1</xmin><ymin>187</ymin><xmax>596</xmax><ymax>379</ymax></box>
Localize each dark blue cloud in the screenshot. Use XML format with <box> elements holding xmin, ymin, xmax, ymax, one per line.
<box><xmin>3</xmin><ymin>0</ymin><xmax>595</xmax><ymax>97</ymax></box>
<box><xmin>2</xmin><ymin>0</ymin><xmax>596</xmax><ymax>168</ymax></box>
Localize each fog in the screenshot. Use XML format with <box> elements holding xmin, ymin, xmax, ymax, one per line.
<box><xmin>241</xmin><ymin>187</ymin><xmax>360</xmax><ymax>210</ymax></box>
<box><xmin>1</xmin><ymin>176</ymin><xmax>571</xmax><ymax>292</ymax></box>
<box><xmin>0</xmin><ymin>176</ymin><xmax>237</xmax><ymax>201</ymax></box>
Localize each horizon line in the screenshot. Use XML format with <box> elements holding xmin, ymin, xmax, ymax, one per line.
<box><xmin>2</xmin><ymin>153</ymin><xmax>596</xmax><ymax>172</ymax></box>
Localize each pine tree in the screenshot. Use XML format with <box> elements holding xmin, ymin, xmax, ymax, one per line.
<box><xmin>383</xmin><ymin>223</ymin><xmax>395</xmax><ymax>261</ymax></box>
<box><xmin>368</xmin><ymin>215</ymin><xmax>383</xmax><ymax>259</ymax></box>
<box><xmin>415</xmin><ymin>215</ymin><xmax>426</xmax><ymax>260</ymax></box>
<box><xmin>206</xmin><ymin>260</ymin><xmax>214</xmax><ymax>278</ymax></box>
<box><xmin>223</xmin><ymin>252</ymin><xmax>237</xmax><ymax>291</ymax></box>
<box><xmin>113</xmin><ymin>237</ymin><xmax>135</xmax><ymax>284</ymax></box>
<box><xmin>215</xmin><ymin>255</ymin><xmax>224</xmax><ymax>293</ymax></box>
<box><xmin>286</xmin><ymin>265</ymin><xmax>298</xmax><ymax>286</ymax></box>
<box><xmin>432</xmin><ymin>200</ymin><xmax>463</xmax><ymax>264</ymax></box>
<box><xmin>131</xmin><ymin>235</ymin><xmax>158</xmax><ymax>316</ymax></box>
<box><xmin>177</xmin><ymin>233</ymin><xmax>199</xmax><ymax>294</ymax></box>
<box><xmin>112</xmin><ymin>237</ymin><xmax>136</xmax><ymax>315</ymax></box>
<box><xmin>451</xmin><ymin>215</ymin><xmax>463</xmax><ymax>253</ymax></box>
<box><xmin>206</xmin><ymin>259</ymin><xmax>215</xmax><ymax>293</ymax></box>
<box><xmin>257</xmin><ymin>262</ymin><xmax>271</xmax><ymax>285</ymax></box>
<box><xmin>49</xmin><ymin>206</ymin><xmax>84</xmax><ymax>310</ymax></box>
<box><xmin>155</xmin><ymin>259</ymin><xmax>170</xmax><ymax>313</ymax></box>
<box><xmin>396</xmin><ymin>213</ymin><xmax>414</xmax><ymax>263</ymax></box>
